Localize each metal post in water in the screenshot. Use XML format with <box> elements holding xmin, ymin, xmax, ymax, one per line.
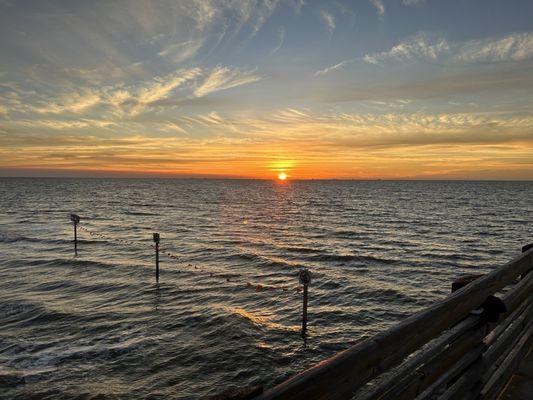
<box><xmin>153</xmin><ymin>233</ymin><xmax>160</xmax><ymax>282</ymax></box>
<box><xmin>70</xmin><ymin>214</ymin><xmax>80</xmax><ymax>255</ymax></box>
<box><xmin>302</xmin><ymin>284</ymin><xmax>308</xmax><ymax>335</ymax></box>
<box><xmin>298</xmin><ymin>268</ymin><xmax>312</xmax><ymax>337</ymax></box>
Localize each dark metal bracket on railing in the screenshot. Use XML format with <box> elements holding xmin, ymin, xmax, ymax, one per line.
<box><xmin>451</xmin><ymin>275</ymin><xmax>507</xmax><ymax>323</ymax></box>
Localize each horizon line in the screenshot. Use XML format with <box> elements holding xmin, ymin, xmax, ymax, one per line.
<box><xmin>1</xmin><ymin>176</ymin><xmax>532</xmax><ymax>182</ymax></box>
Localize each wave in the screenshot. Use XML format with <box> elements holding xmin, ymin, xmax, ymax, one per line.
<box><xmin>328</xmin><ymin>229</ymin><xmax>373</xmax><ymax>239</ymax></box>
<box><xmin>0</xmin><ymin>233</ymin><xmax>72</xmax><ymax>245</ymax></box>
<box><xmin>308</xmin><ymin>253</ymin><xmax>398</xmax><ymax>265</ymax></box>
<box><xmin>223</xmin><ymin>252</ymin><xmax>307</xmax><ymax>272</ymax></box>
<box><xmin>282</xmin><ymin>246</ymin><xmax>323</xmax><ymax>254</ymax></box>
<box><xmin>23</xmin><ymin>258</ymin><xmax>119</xmax><ymax>270</ymax></box>
<box><xmin>124</xmin><ymin>211</ymin><xmax>158</xmax><ymax>216</ymax></box>
<box><xmin>2</xmin><ymin>306</ymin><xmax>75</xmax><ymax>329</ymax></box>
<box><xmin>357</xmin><ymin>288</ymin><xmax>414</xmax><ymax>303</ymax></box>
<box><xmin>0</xmin><ymin>233</ymin><xmax>26</xmax><ymax>243</ymax></box>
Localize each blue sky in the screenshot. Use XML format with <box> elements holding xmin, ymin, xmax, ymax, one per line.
<box><xmin>1</xmin><ymin>0</ymin><xmax>532</xmax><ymax>178</ymax></box>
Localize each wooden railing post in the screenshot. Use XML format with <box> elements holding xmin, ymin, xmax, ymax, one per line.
<box><xmin>451</xmin><ymin>274</ymin><xmax>483</xmax><ymax>293</ymax></box>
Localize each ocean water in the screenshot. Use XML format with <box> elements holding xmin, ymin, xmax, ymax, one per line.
<box><xmin>0</xmin><ymin>178</ymin><xmax>532</xmax><ymax>399</ymax></box>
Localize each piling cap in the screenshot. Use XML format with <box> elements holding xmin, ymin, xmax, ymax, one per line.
<box><xmin>153</xmin><ymin>233</ymin><xmax>160</xmax><ymax>243</ymax></box>
<box><xmin>70</xmin><ymin>214</ymin><xmax>80</xmax><ymax>223</ymax></box>
<box><xmin>299</xmin><ymin>268</ymin><xmax>312</xmax><ymax>286</ymax></box>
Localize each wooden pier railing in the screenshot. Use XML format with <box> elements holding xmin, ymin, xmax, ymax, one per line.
<box><xmin>242</xmin><ymin>245</ymin><xmax>533</xmax><ymax>400</ymax></box>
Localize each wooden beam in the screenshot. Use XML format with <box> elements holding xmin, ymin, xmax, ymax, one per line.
<box><xmin>500</xmin><ymin>271</ymin><xmax>533</xmax><ymax>316</ymax></box>
<box><xmin>484</xmin><ymin>297</ymin><xmax>532</xmax><ymax>351</ymax></box>
<box><xmin>394</xmin><ymin>324</ymin><xmax>486</xmax><ymax>400</ymax></box>
<box><xmin>359</xmin><ymin>315</ymin><xmax>481</xmax><ymax>400</ymax></box>
<box><xmin>436</xmin><ymin>358</ymin><xmax>484</xmax><ymax>400</ymax></box>
<box><xmin>415</xmin><ymin>343</ymin><xmax>485</xmax><ymax>400</ymax></box>
<box><xmin>483</xmin><ymin>301</ymin><xmax>532</xmax><ymax>381</ymax></box>
<box><xmin>480</xmin><ymin>322</ymin><xmax>533</xmax><ymax>400</ymax></box>
<box><xmin>451</xmin><ymin>274</ymin><xmax>483</xmax><ymax>293</ymax></box>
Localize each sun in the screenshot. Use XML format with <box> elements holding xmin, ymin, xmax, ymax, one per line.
<box><xmin>278</xmin><ymin>172</ymin><xmax>287</xmax><ymax>181</ymax></box>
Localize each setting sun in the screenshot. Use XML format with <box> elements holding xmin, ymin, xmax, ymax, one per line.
<box><xmin>278</xmin><ymin>172</ymin><xmax>287</xmax><ymax>181</ymax></box>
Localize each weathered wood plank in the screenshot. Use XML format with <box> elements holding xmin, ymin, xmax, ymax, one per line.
<box><xmin>393</xmin><ymin>324</ymin><xmax>486</xmax><ymax>400</ymax></box>
<box><xmin>499</xmin><ymin>271</ymin><xmax>533</xmax><ymax>317</ymax></box>
<box><xmin>484</xmin><ymin>299</ymin><xmax>532</xmax><ymax>347</ymax></box>
<box><xmin>496</xmin><ymin>342</ymin><xmax>533</xmax><ymax>400</ymax></box>
<box><xmin>415</xmin><ymin>342</ymin><xmax>485</xmax><ymax>400</ymax></box>
<box><xmin>435</xmin><ymin>357</ymin><xmax>484</xmax><ymax>400</ymax></box>
<box><xmin>359</xmin><ymin>316</ymin><xmax>481</xmax><ymax>400</ymax></box>
<box><xmin>436</xmin><ymin>299</ymin><xmax>532</xmax><ymax>400</ymax></box>
<box><xmin>483</xmin><ymin>299</ymin><xmax>532</xmax><ymax>366</ymax></box>
<box><xmin>480</xmin><ymin>322</ymin><xmax>533</xmax><ymax>400</ymax></box>
<box><xmin>255</xmin><ymin>249</ymin><xmax>533</xmax><ymax>400</ymax></box>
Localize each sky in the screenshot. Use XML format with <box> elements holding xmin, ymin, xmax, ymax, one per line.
<box><xmin>0</xmin><ymin>0</ymin><xmax>532</xmax><ymax>179</ymax></box>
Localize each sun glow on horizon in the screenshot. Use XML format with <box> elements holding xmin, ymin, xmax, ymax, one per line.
<box><xmin>0</xmin><ymin>1</ymin><xmax>532</xmax><ymax>180</ymax></box>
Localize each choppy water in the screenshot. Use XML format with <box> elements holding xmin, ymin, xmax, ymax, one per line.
<box><xmin>0</xmin><ymin>178</ymin><xmax>532</xmax><ymax>399</ymax></box>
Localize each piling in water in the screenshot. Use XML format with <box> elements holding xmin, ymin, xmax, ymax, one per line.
<box><xmin>70</xmin><ymin>213</ymin><xmax>80</xmax><ymax>255</ymax></box>
<box><xmin>153</xmin><ymin>232</ymin><xmax>160</xmax><ymax>282</ymax></box>
<box><xmin>298</xmin><ymin>268</ymin><xmax>311</xmax><ymax>337</ymax></box>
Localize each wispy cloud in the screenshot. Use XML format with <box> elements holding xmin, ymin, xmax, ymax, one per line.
<box><xmin>402</xmin><ymin>0</ymin><xmax>426</xmax><ymax>5</ymax></box>
<box><xmin>135</xmin><ymin>68</ymin><xmax>202</xmax><ymax>107</ymax></box>
<box><xmin>320</xmin><ymin>10</ymin><xmax>336</xmax><ymax>34</ymax></box>
<box><xmin>363</xmin><ymin>33</ymin><xmax>450</xmax><ymax>65</ymax></box>
<box><xmin>5</xmin><ymin>108</ymin><xmax>532</xmax><ymax>150</ymax></box>
<box><xmin>270</xmin><ymin>27</ymin><xmax>285</xmax><ymax>54</ymax></box>
<box><xmin>453</xmin><ymin>33</ymin><xmax>533</xmax><ymax>63</ymax></box>
<box><xmin>157</xmin><ymin>40</ymin><xmax>204</xmax><ymax>63</ymax></box>
<box><xmin>174</xmin><ymin>0</ymin><xmax>282</xmax><ymax>43</ymax></box>
<box><xmin>3</xmin><ymin>108</ymin><xmax>532</xmax><ymax>178</ymax></box>
<box><xmin>193</xmin><ymin>66</ymin><xmax>262</xmax><ymax>97</ymax></box>
<box><xmin>14</xmin><ymin>66</ymin><xmax>261</xmax><ymax>118</ymax></box>
<box><xmin>289</xmin><ymin>0</ymin><xmax>306</xmax><ymax>14</ymax></box>
<box><xmin>317</xmin><ymin>32</ymin><xmax>449</xmax><ymax>75</ymax></box>
<box><xmin>31</xmin><ymin>68</ymin><xmax>203</xmax><ymax>116</ymax></box>
<box><xmin>36</xmin><ymin>91</ymin><xmax>102</xmax><ymax>114</ymax></box>
<box><xmin>314</xmin><ymin>59</ymin><xmax>353</xmax><ymax>76</ymax></box>
<box><xmin>370</xmin><ymin>0</ymin><xmax>385</xmax><ymax>16</ymax></box>
<box><xmin>319</xmin><ymin>32</ymin><xmax>533</xmax><ymax>76</ymax></box>
<box><xmin>364</xmin><ymin>32</ymin><xmax>533</xmax><ymax>65</ymax></box>
<box><xmin>12</xmin><ymin>118</ymin><xmax>116</xmax><ymax>131</ymax></box>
